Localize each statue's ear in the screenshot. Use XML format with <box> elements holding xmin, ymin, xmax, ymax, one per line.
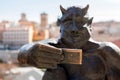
<box><xmin>60</xmin><ymin>5</ymin><xmax>67</xmax><ymax>15</ymax></box>
<box><xmin>87</xmin><ymin>17</ymin><xmax>93</xmax><ymax>26</ymax></box>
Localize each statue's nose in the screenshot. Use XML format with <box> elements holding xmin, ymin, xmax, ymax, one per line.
<box><xmin>70</xmin><ymin>26</ymin><xmax>79</xmax><ymax>34</ymax></box>
<box><xmin>71</xmin><ymin>30</ymin><xmax>79</xmax><ymax>35</ymax></box>
<box><xmin>71</xmin><ymin>18</ymin><xmax>78</xmax><ymax>30</ymax></box>
<box><xmin>71</xmin><ymin>25</ymin><xmax>78</xmax><ymax>31</ymax></box>
<box><xmin>71</xmin><ymin>19</ymin><xmax>78</xmax><ymax>34</ymax></box>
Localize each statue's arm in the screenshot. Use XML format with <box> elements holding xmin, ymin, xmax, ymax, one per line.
<box><xmin>18</xmin><ymin>43</ymin><xmax>35</xmax><ymax>64</ymax></box>
<box><xmin>99</xmin><ymin>42</ymin><xmax>120</xmax><ymax>69</ymax></box>
<box><xmin>17</xmin><ymin>39</ymin><xmax>63</xmax><ymax>69</ymax></box>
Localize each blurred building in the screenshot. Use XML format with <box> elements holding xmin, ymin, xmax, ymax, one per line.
<box><xmin>3</xmin><ymin>26</ymin><xmax>33</xmax><ymax>47</ymax></box>
<box><xmin>17</xmin><ymin>12</ymin><xmax>50</xmax><ymax>41</ymax></box>
<box><xmin>49</xmin><ymin>22</ymin><xmax>60</xmax><ymax>38</ymax></box>
<box><xmin>40</xmin><ymin>13</ymin><xmax>48</xmax><ymax>27</ymax></box>
<box><xmin>0</xmin><ymin>21</ymin><xmax>9</xmax><ymax>43</ymax></box>
<box><xmin>33</xmin><ymin>13</ymin><xmax>50</xmax><ymax>41</ymax></box>
<box><xmin>19</xmin><ymin>13</ymin><xmax>36</xmax><ymax>28</ymax></box>
<box><xmin>0</xmin><ymin>12</ymin><xmax>60</xmax><ymax>46</ymax></box>
<box><xmin>33</xmin><ymin>29</ymin><xmax>49</xmax><ymax>41</ymax></box>
<box><xmin>92</xmin><ymin>20</ymin><xmax>120</xmax><ymax>41</ymax></box>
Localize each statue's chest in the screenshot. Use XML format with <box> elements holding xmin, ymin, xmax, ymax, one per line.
<box><xmin>62</xmin><ymin>53</ymin><xmax>106</xmax><ymax>80</ymax></box>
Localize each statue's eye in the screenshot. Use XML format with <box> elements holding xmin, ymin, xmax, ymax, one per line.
<box><xmin>76</xmin><ymin>17</ymin><xmax>88</xmax><ymax>26</ymax></box>
<box><xmin>75</xmin><ymin>19</ymin><xmax>86</xmax><ymax>27</ymax></box>
<box><xmin>63</xmin><ymin>19</ymin><xmax>72</xmax><ymax>26</ymax></box>
<box><xmin>78</xmin><ymin>26</ymin><xmax>85</xmax><ymax>31</ymax></box>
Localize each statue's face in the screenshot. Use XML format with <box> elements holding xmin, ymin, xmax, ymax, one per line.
<box><xmin>59</xmin><ymin>5</ymin><xmax>93</xmax><ymax>48</ymax></box>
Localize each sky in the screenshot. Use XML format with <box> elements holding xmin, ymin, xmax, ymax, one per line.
<box><xmin>0</xmin><ymin>0</ymin><xmax>120</xmax><ymax>23</ymax></box>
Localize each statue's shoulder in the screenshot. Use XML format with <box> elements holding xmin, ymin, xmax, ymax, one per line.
<box><xmin>98</xmin><ymin>42</ymin><xmax>120</xmax><ymax>70</ymax></box>
<box><xmin>99</xmin><ymin>41</ymin><xmax>120</xmax><ymax>54</ymax></box>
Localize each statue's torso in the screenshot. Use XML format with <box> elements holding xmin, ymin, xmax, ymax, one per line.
<box><xmin>61</xmin><ymin>49</ymin><xmax>106</xmax><ymax>80</ymax></box>
<box><xmin>45</xmin><ymin>39</ymin><xmax>119</xmax><ymax>80</ymax></box>
<box><xmin>41</xmin><ymin>39</ymin><xmax>120</xmax><ymax>80</ymax></box>
<box><xmin>50</xmin><ymin>40</ymin><xmax>107</xmax><ymax>80</ymax></box>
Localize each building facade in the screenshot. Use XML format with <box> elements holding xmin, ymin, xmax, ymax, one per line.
<box><xmin>0</xmin><ymin>21</ymin><xmax>9</xmax><ymax>43</ymax></box>
<box><xmin>3</xmin><ymin>26</ymin><xmax>33</xmax><ymax>47</ymax></box>
<box><xmin>40</xmin><ymin>13</ymin><xmax>48</xmax><ymax>27</ymax></box>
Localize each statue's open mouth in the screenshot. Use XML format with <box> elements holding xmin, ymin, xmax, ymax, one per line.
<box><xmin>71</xmin><ymin>34</ymin><xmax>79</xmax><ymax>37</ymax></box>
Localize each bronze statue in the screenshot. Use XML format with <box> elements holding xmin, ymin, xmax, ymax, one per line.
<box><xmin>18</xmin><ymin>5</ymin><xmax>120</xmax><ymax>80</ymax></box>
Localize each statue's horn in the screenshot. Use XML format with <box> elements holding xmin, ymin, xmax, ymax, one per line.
<box><xmin>60</xmin><ymin>5</ymin><xmax>67</xmax><ymax>15</ymax></box>
<box><xmin>83</xmin><ymin>4</ymin><xmax>89</xmax><ymax>15</ymax></box>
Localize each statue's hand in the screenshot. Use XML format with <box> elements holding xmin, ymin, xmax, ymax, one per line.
<box><xmin>18</xmin><ymin>43</ymin><xmax>63</xmax><ymax>69</ymax></box>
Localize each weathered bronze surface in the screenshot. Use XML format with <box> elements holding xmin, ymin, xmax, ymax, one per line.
<box><xmin>18</xmin><ymin>4</ymin><xmax>120</xmax><ymax>80</ymax></box>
